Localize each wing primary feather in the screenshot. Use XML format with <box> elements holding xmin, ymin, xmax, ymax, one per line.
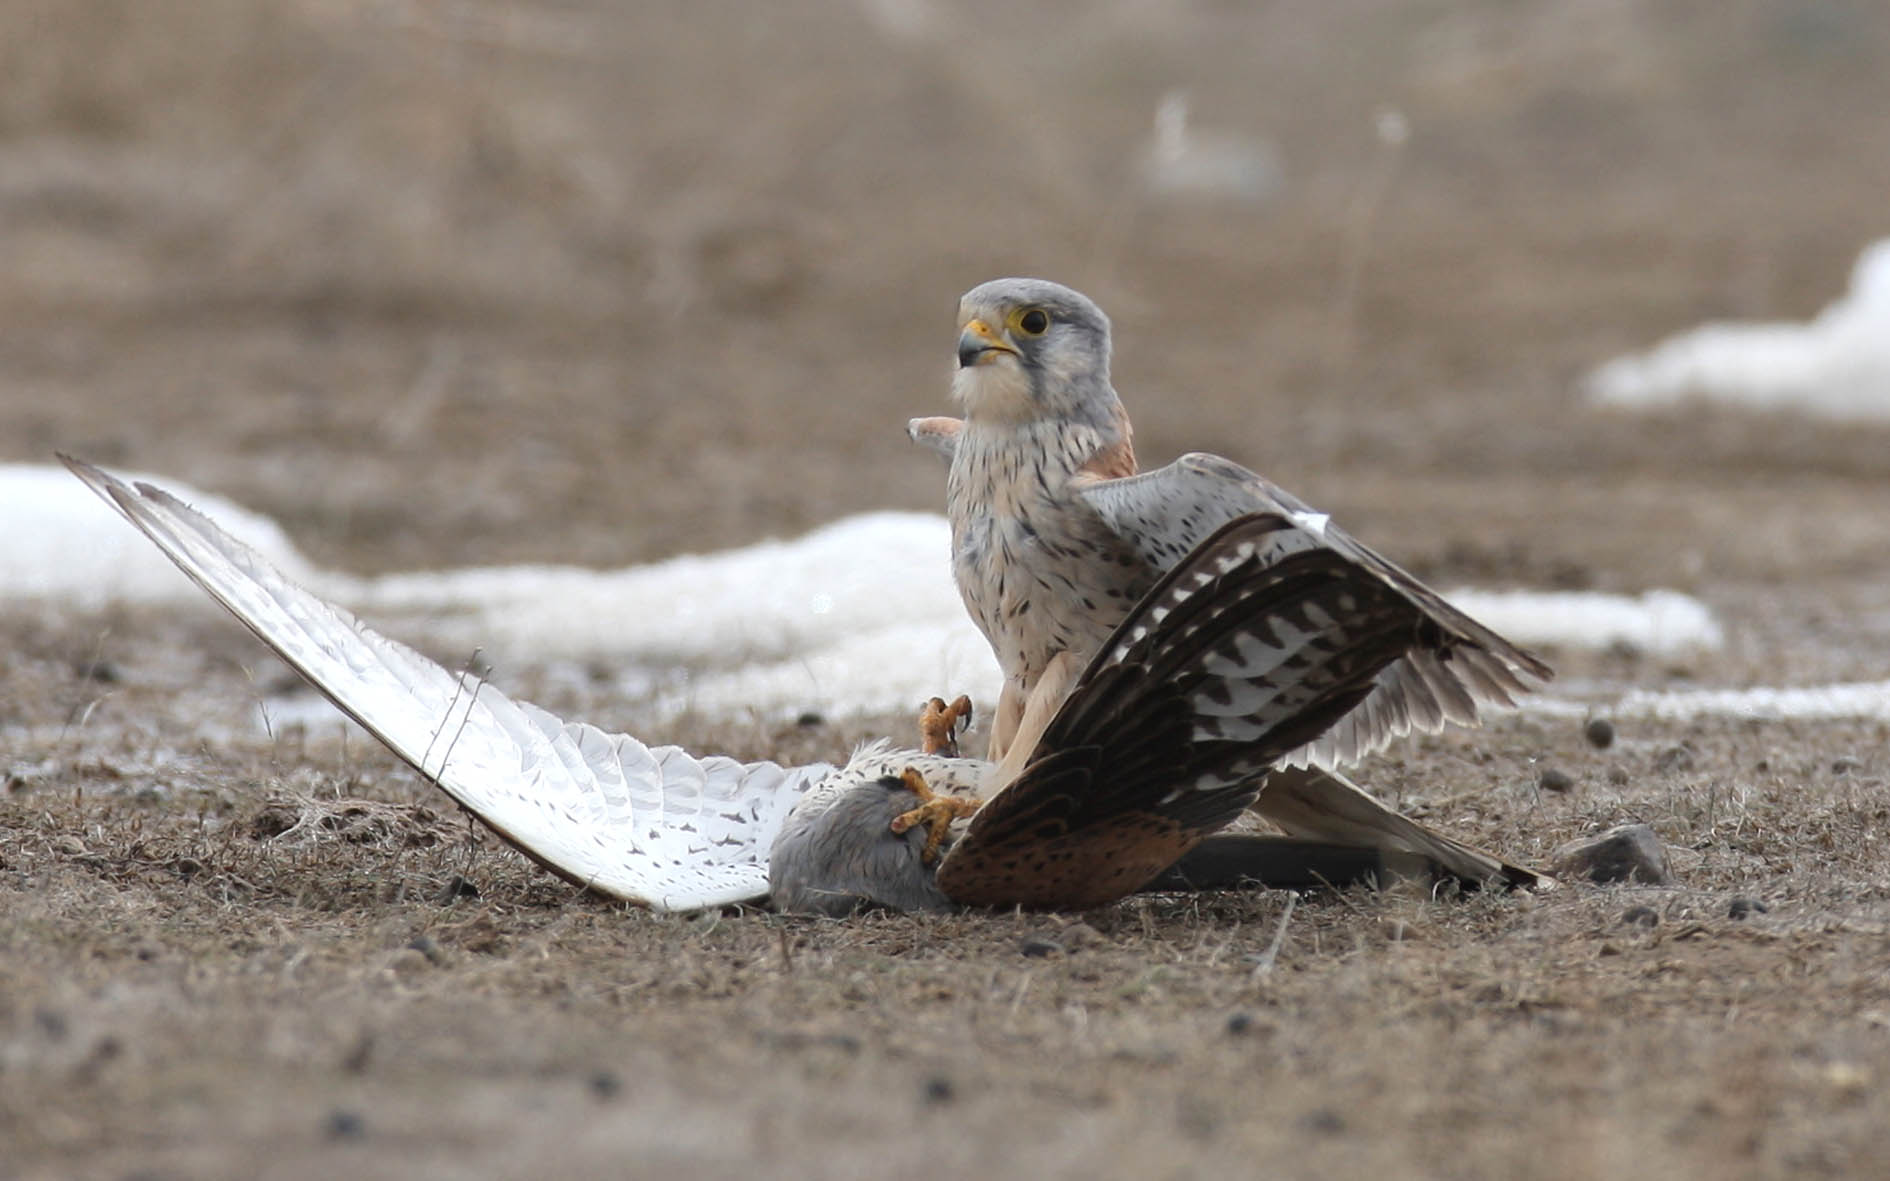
<box><xmin>60</xmin><ymin>455</ymin><xmax>820</xmax><ymax>912</ymax></box>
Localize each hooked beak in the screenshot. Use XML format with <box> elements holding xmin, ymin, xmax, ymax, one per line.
<box><xmin>957</xmin><ymin>318</ymin><xmax>1015</xmax><ymax>369</ymax></box>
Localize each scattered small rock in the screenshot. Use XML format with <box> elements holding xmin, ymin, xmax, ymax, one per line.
<box><xmin>1621</xmin><ymin>905</ymin><xmax>1659</xmax><ymax>928</ymax></box>
<box><xmin>1225</xmin><ymin>1012</ymin><xmax>1257</xmax><ymax>1037</ymax></box>
<box><xmin>34</xmin><ymin>1007</ymin><xmax>69</xmax><ymax>1041</ymax></box>
<box><xmin>1831</xmin><ymin>756</ymin><xmax>1863</xmax><ymax>775</ymax></box>
<box><xmin>1607</xmin><ymin>766</ymin><xmax>1630</xmax><ymax>787</ymax></box>
<box><xmin>1056</xmin><ymin>921</ymin><xmax>1105</xmax><ymax>950</ymax></box>
<box><xmin>1018</xmin><ymin>935</ymin><xmax>1063</xmax><ymax>958</ymax></box>
<box><xmin>1583</xmin><ymin>717</ymin><xmax>1616</xmax><ymax>749</ymax></box>
<box><xmin>74</xmin><ymin>659</ymin><xmax>120</xmax><ymax>684</ymax></box>
<box><xmin>51</xmin><ymin>835</ymin><xmax>86</xmax><ymax>857</ymax></box>
<box><xmin>795</xmin><ymin>711</ymin><xmax>824</xmax><ymax>728</ymax></box>
<box><xmin>434</xmin><ymin>875</ymin><xmax>480</xmax><ymax>904</ymax></box>
<box><xmin>1727</xmin><ymin>898</ymin><xmax>1769</xmax><ymax>920</ymax></box>
<box><xmin>406</xmin><ymin>935</ymin><xmax>445</xmax><ymax>965</ymax></box>
<box><xmin>341</xmin><ymin>1033</ymin><xmax>374</xmax><ymax>1074</ymax></box>
<box><xmin>921</xmin><ymin>1075</ymin><xmax>955</xmax><ymax>1106</ymax></box>
<box><xmin>1300</xmin><ymin>1108</ymin><xmax>1346</xmax><ymax>1136</ymax></box>
<box><xmin>589</xmin><ymin>1070</ymin><xmax>623</xmax><ymax>1100</ymax></box>
<box><xmin>1538</xmin><ymin>768</ymin><xmax>1576</xmax><ymax>794</ymax></box>
<box><xmin>325</xmin><ymin>1109</ymin><xmax>367</xmax><ymax>1140</ymax></box>
<box><xmin>1550</xmin><ymin>823</ymin><xmax>1674</xmax><ymax>886</ymax></box>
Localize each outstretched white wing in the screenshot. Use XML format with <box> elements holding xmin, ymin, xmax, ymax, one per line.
<box><xmin>61</xmin><ymin>456</ymin><xmax>825</xmax><ymax>912</ymax></box>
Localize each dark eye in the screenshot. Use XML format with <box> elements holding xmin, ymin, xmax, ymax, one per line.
<box><xmin>1017</xmin><ymin>308</ymin><xmax>1050</xmax><ymax>336</ymax></box>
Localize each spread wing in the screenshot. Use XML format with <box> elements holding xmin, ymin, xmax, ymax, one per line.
<box><xmin>935</xmin><ymin>513</ymin><xmax>1447</xmax><ymax>909</ymax></box>
<box><xmin>60</xmin><ymin>456</ymin><xmax>821</xmax><ymax>913</ymax></box>
<box><xmin>1077</xmin><ymin>452</ymin><xmax>1552</xmax><ymax>767</ymax></box>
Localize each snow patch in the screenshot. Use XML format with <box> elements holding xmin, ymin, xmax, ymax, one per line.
<box><xmin>1446</xmin><ymin>588</ymin><xmax>1725</xmax><ymax>656</ymax></box>
<box><xmin>0</xmin><ymin>464</ymin><xmax>319</xmax><ymax>607</ymax></box>
<box><xmin>1585</xmin><ymin>238</ymin><xmax>1890</xmax><ymax>421</ymax></box>
<box><xmin>1611</xmin><ymin>680</ymin><xmax>1890</xmax><ymax>723</ymax></box>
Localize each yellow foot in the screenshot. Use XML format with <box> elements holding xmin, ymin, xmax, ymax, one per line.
<box><xmin>889</xmin><ymin>767</ymin><xmax>980</xmax><ymax>864</ymax></box>
<box><xmin>918</xmin><ymin>695</ymin><xmax>974</xmax><ymax>757</ymax></box>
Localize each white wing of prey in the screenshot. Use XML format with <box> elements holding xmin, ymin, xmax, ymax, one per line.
<box><xmin>62</xmin><ymin>457</ymin><xmax>821</xmax><ymax>913</ymax></box>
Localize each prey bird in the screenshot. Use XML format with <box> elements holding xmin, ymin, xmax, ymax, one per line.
<box><xmin>62</xmin><ymin>457</ymin><xmax>1541</xmax><ymax>915</ymax></box>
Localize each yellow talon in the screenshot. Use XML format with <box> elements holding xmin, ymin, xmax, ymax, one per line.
<box><xmin>918</xmin><ymin>694</ymin><xmax>974</xmax><ymax>757</ymax></box>
<box><xmin>889</xmin><ymin>767</ymin><xmax>979</xmax><ymax>864</ymax></box>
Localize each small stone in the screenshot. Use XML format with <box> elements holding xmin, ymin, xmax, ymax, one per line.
<box><xmin>34</xmin><ymin>1007</ymin><xmax>69</xmax><ymax>1041</ymax></box>
<box><xmin>325</xmin><ymin>1109</ymin><xmax>367</xmax><ymax>1140</ymax></box>
<box><xmin>406</xmin><ymin>935</ymin><xmax>445</xmax><ymax>965</ymax></box>
<box><xmin>1831</xmin><ymin>756</ymin><xmax>1863</xmax><ymax>775</ymax></box>
<box><xmin>1018</xmin><ymin>935</ymin><xmax>1063</xmax><ymax>958</ymax></box>
<box><xmin>1583</xmin><ymin>717</ymin><xmax>1616</xmax><ymax>749</ymax></box>
<box><xmin>1550</xmin><ymin>823</ymin><xmax>1674</xmax><ymax>885</ymax></box>
<box><xmin>1301</xmin><ymin>1108</ymin><xmax>1346</xmax><ymax>1135</ymax></box>
<box><xmin>341</xmin><ymin>1034</ymin><xmax>374</xmax><ymax>1074</ymax></box>
<box><xmin>1727</xmin><ymin>898</ymin><xmax>1769</xmax><ymax>920</ymax></box>
<box><xmin>795</xmin><ymin>711</ymin><xmax>825</xmax><ymax>728</ymax></box>
<box><xmin>1607</xmin><ymin>766</ymin><xmax>1630</xmax><ymax>787</ymax></box>
<box><xmin>75</xmin><ymin>659</ymin><xmax>120</xmax><ymax>684</ymax></box>
<box><xmin>921</xmin><ymin>1075</ymin><xmax>955</xmax><ymax>1105</ymax></box>
<box><xmin>1225</xmin><ymin>1012</ymin><xmax>1257</xmax><ymax>1036</ymax></box>
<box><xmin>52</xmin><ymin>835</ymin><xmax>86</xmax><ymax>857</ymax></box>
<box><xmin>1621</xmin><ymin>905</ymin><xmax>1659</xmax><ymax>928</ymax></box>
<box><xmin>1538</xmin><ymin>768</ymin><xmax>1576</xmax><ymax>794</ymax></box>
<box><xmin>589</xmin><ymin>1070</ymin><xmax>623</xmax><ymax>1100</ymax></box>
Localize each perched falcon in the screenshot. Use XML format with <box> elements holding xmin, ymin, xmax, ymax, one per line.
<box><xmin>62</xmin><ymin>458</ymin><xmax>1539</xmax><ymax>916</ymax></box>
<box><xmin>912</xmin><ymin>278</ymin><xmax>1553</xmax><ymax>799</ymax></box>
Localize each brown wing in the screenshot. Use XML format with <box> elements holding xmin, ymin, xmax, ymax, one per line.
<box><xmin>1077</xmin><ymin>452</ymin><xmax>1553</xmax><ymax>767</ymax></box>
<box><xmin>935</xmin><ymin>513</ymin><xmax>1443</xmax><ymax>909</ymax></box>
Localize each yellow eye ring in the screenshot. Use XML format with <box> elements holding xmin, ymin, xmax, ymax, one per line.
<box><xmin>1013</xmin><ymin>307</ymin><xmax>1051</xmax><ymax>337</ymax></box>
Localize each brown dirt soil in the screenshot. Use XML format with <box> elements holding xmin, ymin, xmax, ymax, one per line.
<box><xmin>5</xmin><ymin>2</ymin><xmax>1890</xmax><ymax>1177</ymax></box>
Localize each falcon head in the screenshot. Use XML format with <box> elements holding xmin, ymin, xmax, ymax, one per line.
<box><xmin>952</xmin><ymin>278</ymin><xmax>1117</xmax><ymax>426</ymax></box>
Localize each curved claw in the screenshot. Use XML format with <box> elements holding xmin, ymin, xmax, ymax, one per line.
<box><xmin>917</xmin><ymin>695</ymin><xmax>974</xmax><ymax>758</ymax></box>
<box><xmin>888</xmin><ymin>767</ymin><xmax>980</xmax><ymax>864</ymax></box>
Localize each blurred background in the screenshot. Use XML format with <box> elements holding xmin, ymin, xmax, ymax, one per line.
<box><xmin>4</xmin><ymin>0</ymin><xmax>1888</xmax><ymax>589</ymax></box>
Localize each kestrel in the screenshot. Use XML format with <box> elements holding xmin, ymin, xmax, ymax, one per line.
<box><xmin>63</xmin><ymin>458</ymin><xmax>1539</xmax><ymax>916</ymax></box>
<box><xmin>913</xmin><ymin>278</ymin><xmax>1553</xmax><ymax>801</ymax></box>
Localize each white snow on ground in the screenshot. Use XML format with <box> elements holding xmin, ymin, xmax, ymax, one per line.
<box><xmin>1</xmin><ymin>464</ymin><xmax>320</xmax><ymax>607</ymax></box>
<box><xmin>25</xmin><ymin>460</ymin><xmax>1881</xmax><ymax>729</ymax></box>
<box><xmin>1609</xmin><ymin>680</ymin><xmax>1890</xmax><ymax>723</ymax></box>
<box><xmin>1584</xmin><ymin>238</ymin><xmax>1890</xmax><ymax>420</ymax></box>
<box><xmin>1447</xmin><ymin>588</ymin><xmax>1724</xmax><ymax>658</ymax></box>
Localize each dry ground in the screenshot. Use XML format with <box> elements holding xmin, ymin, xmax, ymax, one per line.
<box><xmin>5</xmin><ymin>2</ymin><xmax>1890</xmax><ymax>1177</ymax></box>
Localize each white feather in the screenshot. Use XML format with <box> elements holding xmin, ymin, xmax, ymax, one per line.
<box><xmin>61</xmin><ymin>458</ymin><xmax>827</xmax><ymax>913</ymax></box>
